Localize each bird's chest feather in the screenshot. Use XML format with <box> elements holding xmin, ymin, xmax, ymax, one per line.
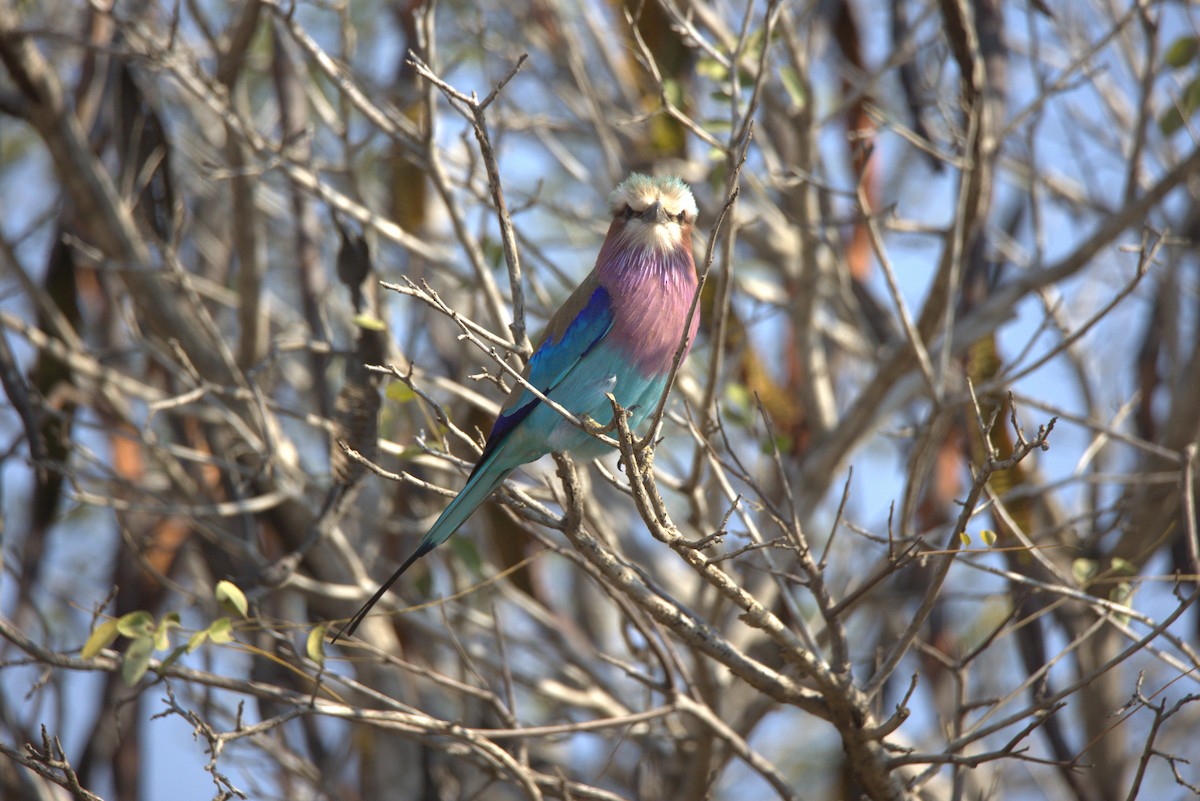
<box><xmin>601</xmin><ymin>253</ymin><xmax>698</xmax><ymax>376</ymax></box>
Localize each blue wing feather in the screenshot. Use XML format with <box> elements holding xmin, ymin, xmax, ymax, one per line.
<box><xmin>476</xmin><ymin>285</ymin><xmax>614</xmax><ymax>468</ymax></box>
<box><xmin>335</xmin><ymin>284</ymin><xmax>617</xmax><ymax>641</ymax></box>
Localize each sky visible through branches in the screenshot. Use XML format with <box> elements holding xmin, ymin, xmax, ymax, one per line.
<box><xmin>2</xmin><ymin>1</ymin><xmax>1200</xmax><ymax>800</ymax></box>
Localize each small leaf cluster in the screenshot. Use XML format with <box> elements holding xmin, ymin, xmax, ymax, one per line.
<box><xmin>1161</xmin><ymin>36</ymin><xmax>1200</xmax><ymax>135</ymax></box>
<box><xmin>1072</xmin><ymin>557</ymin><xmax>1137</xmax><ymax>625</ymax></box>
<box><xmin>959</xmin><ymin>529</ymin><xmax>998</xmax><ymax>547</ymax></box>
<box><xmin>81</xmin><ymin>580</ymin><xmax>248</xmax><ymax>686</ymax></box>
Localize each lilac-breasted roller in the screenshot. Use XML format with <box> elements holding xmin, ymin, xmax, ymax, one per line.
<box><xmin>338</xmin><ymin>174</ymin><xmax>700</xmax><ymax>638</ymax></box>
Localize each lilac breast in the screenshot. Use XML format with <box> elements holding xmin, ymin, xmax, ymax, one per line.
<box><xmin>595</xmin><ymin>239</ymin><xmax>700</xmax><ymax>376</ymax></box>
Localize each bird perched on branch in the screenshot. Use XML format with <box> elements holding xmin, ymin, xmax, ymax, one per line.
<box><xmin>337</xmin><ymin>173</ymin><xmax>700</xmax><ymax>639</ymax></box>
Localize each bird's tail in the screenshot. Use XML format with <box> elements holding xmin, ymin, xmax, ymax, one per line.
<box><xmin>334</xmin><ymin>454</ymin><xmax>514</xmax><ymax>641</ymax></box>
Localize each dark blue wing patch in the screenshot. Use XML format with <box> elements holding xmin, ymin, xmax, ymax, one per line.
<box><xmin>471</xmin><ymin>286</ymin><xmax>614</xmax><ymax>475</ymax></box>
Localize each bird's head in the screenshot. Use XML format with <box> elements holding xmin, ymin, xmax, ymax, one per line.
<box><xmin>607</xmin><ymin>173</ymin><xmax>698</xmax><ymax>254</ymax></box>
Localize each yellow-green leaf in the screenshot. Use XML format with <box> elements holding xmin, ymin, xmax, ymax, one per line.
<box><xmin>186</xmin><ymin>629</ymin><xmax>210</xmax><ymax>654</ymax></box>
<box><xmin>979</xmin><ymin>529</ymin><xmax>998</xmax><ymax>547</ymax></box>
<box><xmin>1109</xmin><ymin>580</ymin><xmax>1132</xmax><ymax>606</ymax></box>
<box><xmin>662</xmin><ymin>77</ymin><xmax>684</xmax><ymax>107</ymax></box>
<box><xmin>696</xmin><ymin>57</ymin><xmax>727</xmax><ymax>82</ymax></box>
<box><xmin>352</xmin><ymin>313</ymin><xmax>386</xmax><ymax>332</ymax></box>
<box><xmin>723</xmin><ymin>382</ymin><xmax>752</xmax><ymax>425</ymax></box>
<box><xmin>153</xmin><ymin>615</ymin><xmax>180</xmax><ymax>651</ymax></box>
<box><xmin>208</xmin><ymin>617</ymin><xmax>235</xmax><ymax>644</ymax></box>
<box><xmin>306</xmin><ymin>624</ymin><xmax>327</xmax><ymax>668</ymax></box>
<box><xmin>1072</xmin><ymin>558</ymin><xmax>1099</xmax><ymax>586</ymax></box>
<box><xmin>159</xmin><ymin>645</ymin><xmax>187</xmax><ymax>671</ymax></box>
<box><xmin>386</xmin><ymin>382</ymin><xmax>416</xmax><ymax>403</ymax></box>
<box><xmin>116</xmin><ymin>610</ymin><xmax>154</xmax><ymax>638</ymax></box>
<box><xmin>82</xmin><ymin>619</ymin><xmax>120</xmax><ymax>660</ymax></box>
<box><xmin>959</xmin><ymin>532</ymin><xmax>972</xmax><ymax>547</ymax></box>
<box><xmin>122</xmin><ymin>636</ymin><xmax>154</xmax><ymax>686</ymax></box>
<box><xmin>1111</xmin><ymin>557</ymin><xmax>1136</xmax><ymax>575</ymax></box>
<box><xmin>1110</xmin><ymin>580</ymin><xmax>1132</xmax><ymax>626</ymax></box>
<box><xmin>215</xmin><ymin>580</ymin><xmax>248</xmax><ymax>618</ymax></box>
<box><xmin>779</xmin><ymin>66</ymin><xmax>806</xmax><ymax>109</ymax></box>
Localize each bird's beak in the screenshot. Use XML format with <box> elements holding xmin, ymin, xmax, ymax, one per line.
<box><xmin>640</xmin><ymin>200</ymin><xmax>668</xmax><ymax>225</ymax></box>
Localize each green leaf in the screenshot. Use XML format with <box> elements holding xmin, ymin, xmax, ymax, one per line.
<box><xmin>665</xmin><ymin>77</ymin><xmax>687</xmax><ymax>108</ymax></box>
<box><xmin>1072</xmin><ymin>558</ymin><xmax>1099</xmax><ymax>586</ymax></box>
<box><xmin>1110</xmin><ymin>557</ymin><xmax>1137</xmax><ymax>575</ymax></box>
<box><xmin>208</xmin><ymin>617</ymin><xmax>235</xmax><ymax>644</ymax></box>
<box><xmin>959</xmin><ymin>531</ymin><xmax>972</xmax><ymax>547</ymax></box>
<box><xmin>186</xmin><ymin>629</ymin><xmax>210</xmax><ymax>654</ymax></box>
<box><xmin>352</xmin><ymin>314</ymin><xmax>386</xmax><ymax>332</ymax></box>
<box><xmin>1160</xmin><ymin>106</ymin><xmax>1186</xmax><ymax>136</ymax></box>
<box><xmin>1185</xmin><ymin>77</ymin><xmax>1200</xmax><ymax>116</ymax></box>
<box><xmin>386</xmin><ymin>382</ymin><xmax>416</xmax><ymax>404</ymax></box>
<box><xmin>696</xmin><ymin>57</ymin><xmax>728</xmax><ymax>82</ymax></box>
<box><xmin>702</xmin><ymin>117</ymin><xmax>733</xmax><ymax>133</ymax></box>
<box><xmin>82</xmin><ymin>619</ymin><xmax>121</xmax><ymax>659</ymax></box>
<box><xmin>779</xmin><ymin>66</ymin><xmax>806</xmax><ymax>109</ymax></box>
<box><xmin>158</xmin><ymin>645</ymin><xmax>187</xmax><ymax>671</ymax></box>
<box><xmin>758</xmin><ymin>432</ymin><xmax>792</xmax><ymax>455</ymax></box>
<box><xmin>979</xmin><ymin>529</ymin><xmax>998</xmax><ymax>547</ymax></box>
<box><xmin>450</xmin><ymin>535</ymin><xmax>483</xmax><ymax>575</ymax></box>
<box><xmin>1110</xmin><ymin>581</ymin><xmax>1132</xmax><ymax>626</ymax></box>
<box><xmin>723</xmin><ymin>382</ymin><xmax>752</xmax><ymax>426</ymax></box>
<box><xmin>122</xmin><ymin>636</ymin><xmax>155</xmax><ymax>686</ymax></box>
<box><xmin>482</xmin><ymin>238</ymin><xmax>505</xmax><ymax>269</ymax></box>
<box><xmin>1109</xmin><ymin>580</ymin><xmax>1132</xmax><ymax>605</ymax></box>
<box><xmin>116</xmin><ymin>610</ymin><xmax>154</xmax><ymax>638</ymax></box>
<box><xmin>1165</xmin><ymin>36</ymin><xmax>1200</xmax><ymax>69</ymax></box>
<box><xmin>153</xmin><ymin>615</ymin><xmax>181</xmax><ymax>651</ymax></box>
<box><xmin>306</xmin><ymin>624</ymin><xmax>327</xmax><ymax>668</ymax></box>
<box><xmin>215</xmin><ymin>580</ymin><xmax>248</xmax><ymax>618</ymax></box>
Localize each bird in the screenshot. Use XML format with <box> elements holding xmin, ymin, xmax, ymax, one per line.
<box><xmin>336</xmin><ymin>173</ymin><xmax>701</xmax><ymax>639</ymax></box>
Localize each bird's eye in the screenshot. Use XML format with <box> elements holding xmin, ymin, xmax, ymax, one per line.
<box><xmin>672</xmin><ymin>211</ymin><xmax>687</xmax><ymax>223</ymax></box>
<box><xmin>622</xmin><ymin>205</ymin><xmax>634</xmax><ymax>220</ymax></box>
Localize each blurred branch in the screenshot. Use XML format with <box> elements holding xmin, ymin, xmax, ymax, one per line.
<box><xmin>406</xmin><ymin>52</ymin><xmax>533</xmax><ymax>353</ymax></box>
